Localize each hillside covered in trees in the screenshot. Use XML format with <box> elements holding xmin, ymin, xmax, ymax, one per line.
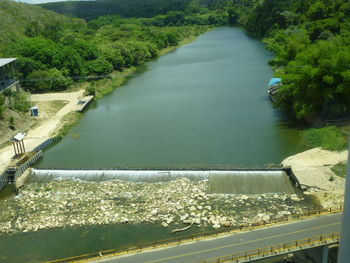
<box><xmin>1</xmin><ymin>0</ymin><xmax>349</xmax><ymax>122</ymax></box>
<box><xmin>245</xmin><ymin>0</ymin><xmax>350</xmax><ymax>120</ymax></box>
<box><xmin>40</xmin><ymin>0</ymin><xmax>255</xmax><ymax>23</ymax></box>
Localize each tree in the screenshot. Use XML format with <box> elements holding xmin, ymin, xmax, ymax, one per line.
<box><xmin>26</xmin><ymin>68</ymin><xmax>72</xmax><ymax>93</ymax></box>
<box><xmin>86</xmin><ymin>58</ymin><xmax>113</xmax><ymax>76</ymax></box>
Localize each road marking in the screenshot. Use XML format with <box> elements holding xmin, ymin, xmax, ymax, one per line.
<box><xmin>144</xmin><ymin>222</ymin><xmax>341</xmax><ymax>263</ymax></box>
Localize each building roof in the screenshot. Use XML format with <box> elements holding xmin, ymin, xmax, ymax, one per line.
<box><xmin>0</xmin><ymin>58</ymin><xmax>17</xmax><ymax>67</ymax></box>
<box><xmin>268</xmin><ymin>78</ymin><xmax>282</xmax><ymax>87</ymax></box>
<box><xmin>13</xmin><ymin>132</ymin><xmax>26</xmax><ymax>141</ymax></box>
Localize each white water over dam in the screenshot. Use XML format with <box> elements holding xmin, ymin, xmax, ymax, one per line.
<box><xmin>31</xmin><ymin>169</ymin><xmax>296</xmax><ymax>194</ymax></box>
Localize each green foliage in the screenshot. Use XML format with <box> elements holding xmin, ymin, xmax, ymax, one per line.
<box><xmin>12</xmin><ymin>92</ymin><xmax>31</xmax><ymax>112</ymax></box>
<box><xmin>86</xmin><ymin>86</ymin><xmax>96</xmax><ymax>96</ymax></box>
<box><xmin>302</xmin><ymin>126</ymin><xmax>349</xmax><ymax>151</ymax></box>
<box><xmin>331</xmin><ymin>162</ymin><xmax>347</xmax><ymax>178</ymax></box>
<box><xmin>247</xmin><ymin>0</ymin><xmax>350</xmax><ymax>120</ymax></box>
<box><xmin>86</xmin><ymin>58</ymin><xmax>113</xmax><ymax>76</ymax></box>
<box><xmin>25</xmin><ymin>68</ymin><xmax>72</xmax><ymax>93</ymax></box>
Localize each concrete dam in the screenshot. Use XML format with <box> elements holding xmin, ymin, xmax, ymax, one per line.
<box><xmin>31</xmin><ymin>168</ymin><xmax>297</xmax><ymax>194</ymax></box>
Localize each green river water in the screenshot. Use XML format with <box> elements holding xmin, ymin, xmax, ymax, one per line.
<box><xmin>0</xmin><ymin>27</ymin><xmax>310</xmax><ymax>263</ymax></box>
<box><xmin>37</xmin><ymin>27</ymin><xmax>306</xmax><ymax>169</ymax></box>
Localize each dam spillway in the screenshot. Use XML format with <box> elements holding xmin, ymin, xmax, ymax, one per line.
<box><xmin>31</xmin><ymin>169</ymin><xmax>296</xmax><ymax>194</ymax></box>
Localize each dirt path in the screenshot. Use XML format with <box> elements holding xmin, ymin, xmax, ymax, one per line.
<box><xmin>0</xmin><ymin>90</ymin><xmax>84</xmax><ymax>173</ymax></box>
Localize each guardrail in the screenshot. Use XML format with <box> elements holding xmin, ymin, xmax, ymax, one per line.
<box><xmin>44</xmin><ymin>206</ymin><xmax>342</xmax><ymax>263</ymax></box>
<box><xmin>33</xmin><ymin>137</ymin><xmax>59</xmax><ymax>153</ymax></box>
<box><xmin>14</xmin><ymin>151</ymin><xmax>43</xmax><ymax>182</ymax></box>
<box><xmin>198</xmin><ymin>232</ymin><xmax>340</xmax><ymax>263</ymax></box>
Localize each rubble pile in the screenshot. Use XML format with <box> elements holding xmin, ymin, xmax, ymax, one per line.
<box><xmin>0</xmin><ymin>178</ymin><xmax>315</xmax><ymax>233</ymax></box>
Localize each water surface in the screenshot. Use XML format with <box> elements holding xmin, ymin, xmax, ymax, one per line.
<box><xmin>37</xmin><ymin>27</ymin><xmax>305</xmax><ymax>169</ymax></box>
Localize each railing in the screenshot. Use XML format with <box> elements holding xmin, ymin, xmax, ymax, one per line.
<box><xmin>0</xmin><ymin>136</ymin><xmax>58</xmax><ymax>193</ymax></box>
<box><xmin>197</xmin><ymin>232</ymin><xmax>340</xmax><ymax>263</ymax></box>
<box><xmin>44</xmin><ymin>207</ymin><xmax>342</xmax><ymax>263</ymax></box>
<box><xmin>33</xmin><ymin>137</ymin><xmax>59</xmax><ymax>153</ymax></box>
<box><xmin>14</xmin><ymin>151</ymin><xmax>43</xmax><ymax>182</ymax></box>
<box><xmin>0</xmin><ymin>80</ymin><xmax>18</xmax><ymax>92</ymax></box>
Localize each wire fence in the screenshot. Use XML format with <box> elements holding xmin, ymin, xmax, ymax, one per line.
<box><xmin>33</xmin><ymin>137</ymin><xmax>59</xmax><ymax>153</ymax></box>
<box><xmin>197</xmin><ymin>232</ymin><xmax>340</xmax><ymax>263</ymax></box>
<box><xmin>45</xmin><ymin>206</ymin><xmax>343</xmax><ymax>263</ymax></box>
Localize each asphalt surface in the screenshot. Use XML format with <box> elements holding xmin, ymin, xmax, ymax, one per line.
<box><xmin>91</xmin><ymin>213</ymin><xmax>342</xmax><ymax>263</ymax></box>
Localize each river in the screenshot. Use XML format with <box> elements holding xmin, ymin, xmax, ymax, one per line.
<box><xmin>0</xmin><ymin>27</ymin><xmax>311</xmax><ymax>263</ymax></box>
<box><xmin>37</xmin><ymin>27</ymin><xmax>306</xmax><ymax>169</ymax></box>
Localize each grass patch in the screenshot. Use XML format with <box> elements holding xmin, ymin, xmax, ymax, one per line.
<box><xmin>331</xmin><ymin>162</ymin><xmax>347</xmax><ymax>178</ymax></box>
<box><xmin>85</xmin><ymin>67</ymin><xmax>137</xmax><ymax>99</ymax></box>
<box><xmin>302</xmin><ymin>125</ymin><xmax>349</xmax><ymax>151</ymax></box>
<box><xmin>55</xmin><ymin>111</ymin><xmax>82</xmax><ymax>138</ymax></box>
<box><xmin>32</xmin><ymin>100</ymin><xmax>69</xmax><ymax>117</ymax></box>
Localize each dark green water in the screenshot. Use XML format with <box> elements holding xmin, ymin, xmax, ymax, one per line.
<box><xmin>0</xmin><ymin>223</ymin><xmax>207</xmax><ymax>263</ymax></box>
<box><xmin>37</xmin><ymin>27</ymin><xmax>306</xmax><ymax>169</ymax></box>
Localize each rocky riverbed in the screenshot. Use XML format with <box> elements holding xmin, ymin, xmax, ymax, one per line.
<box><xmin>0</xmin><ymin>178</ymin><xmax>317</xmax><ymax>234</ymax></box>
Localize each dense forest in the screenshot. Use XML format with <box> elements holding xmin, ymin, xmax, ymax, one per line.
<box><xmin>245</xmin><ymin>0</ymin><xmax>350</xmax><ymax>120</ymax></box>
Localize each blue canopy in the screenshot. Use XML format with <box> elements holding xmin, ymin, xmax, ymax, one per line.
<box><xmin>268</xmin><ymin>78</ymin><xmax>282</xmax><ymax>87</ymax></box>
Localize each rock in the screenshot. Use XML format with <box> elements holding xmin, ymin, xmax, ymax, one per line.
<box><xmin>289</xmin><ymin>195</ymin><xmax>301</xmax><ymax>202</ymax></box>
<box><xmin>189</xmin><ymin>206</ymin><xmax>196</xmax><ymax>211</ymax></box>
<box><xmin>262</xmin><ymin>215</ymin><xmax>270</xmax><ymax>222</ymax></box>
<box><xmin>212</xmin><ymin>224</ymin><xmax>220</xmax><ymax>229</ymax></box>
<box><xmin>161</xmin><ymin>222</ymin><xmax>168</xmax><ymax>227</ymax></box>
<box><xmin>223</xmin><ymin>221</ymin><xmax>231</xmax><ymax>227</ymax></box>
<box><xmin>166</xmin><ymin>218</ymin><xmax>174</xmax><ymax>224</ymax></box>
<box><xmin>180</xmin><ymin>214</ymin><xmax>189</xmax><ymax>221</ymax></box>
<box><xmin>193</xmin><ymin>218</ymin><xmax>201</xmax><ymax>225</ymax></box>
<box><xmin>219</xmin><ymin>217</ymin><xmax>227</xmax><ymax>225</ymax></box>
<box><xmin>240</xmin><ymin>195</ymin><xmax>249</xmax><ymax>200</ymax></box>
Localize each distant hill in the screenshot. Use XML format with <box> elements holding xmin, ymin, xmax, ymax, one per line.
<box><xmin>0</xmin><ymin>0</ymin><xmax>81</xmax><ymax>49</ymax></box>
<box><xmin>40</xmin><ymin>0</ymin><xmax>191</xmax><ymax>20</ymax></box>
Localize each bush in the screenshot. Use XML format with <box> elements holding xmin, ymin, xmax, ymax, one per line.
<box><xmin>12</xmin><ymin>92</ymin><xmax>31</xmax><ymax>112</ymax></box>
<box><xmin>25</xmin><ymin>68</ymin><xmax>72</xmax><ymax>93</ymax></box>
<box><xmin>331</xmin><ymin>162</ymin><xmax>347</xmax><ymax>178</ymax></box>
<box><xmin>86</xmin><ymin>85</ymin><xmax>96</xmax><ymax>96</ymax></box>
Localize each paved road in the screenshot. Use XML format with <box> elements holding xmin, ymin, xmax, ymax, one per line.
<box><xmin>91</xmin><ymin>213</ymin><xmax>341</xmax><ymax>263</ymax></box>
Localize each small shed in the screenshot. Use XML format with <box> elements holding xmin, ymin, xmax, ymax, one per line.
<box><xmin>12</xmin><ymin>132</ymin><xmax>26</xmax><ymax>156</ymax></box>
<box><xmin>30</xmin><ymin>106</ymin><xmax>39</xmax><ymax>116</ymax></box>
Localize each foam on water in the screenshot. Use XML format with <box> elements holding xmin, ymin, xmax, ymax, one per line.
<box><xmin>31</xmin><ymin>169</ymin><xmax>295</xmax><ymax>194</ymax></box>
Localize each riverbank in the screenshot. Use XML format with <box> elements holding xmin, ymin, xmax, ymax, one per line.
<box><xmin>282</xmin><ymin>147</ymin><xmax>348</xmax><ymax>208</ymax></box>
<box><xmin>0</xmin><ymin>90</ymin><xmax>85</xmax><ymax>174</ymax></box>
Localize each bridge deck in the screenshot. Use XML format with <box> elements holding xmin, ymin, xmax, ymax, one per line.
<box><xmin>90</xmin><ymin>213</ymin><xmax>341</xmax><ymax>263</ymax></box>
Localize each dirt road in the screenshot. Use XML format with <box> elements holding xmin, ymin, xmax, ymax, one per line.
<box><xmin>0</xmin><ymin>90</ymin><xmax>84</xmax><ymax>173</ymax></box>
